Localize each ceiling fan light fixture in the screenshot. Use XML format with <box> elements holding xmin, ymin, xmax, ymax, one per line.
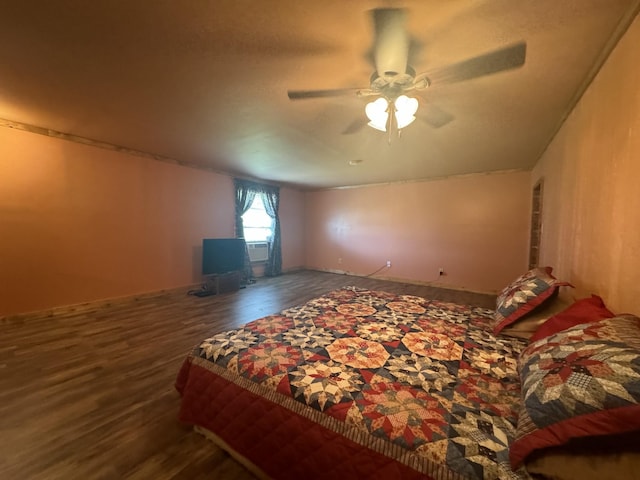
<box><xmin>365</xmin><ymin>97</ymin><xmax>389</xmax><ymax>132</ymax></box>
<box><xmin>394</xmin><ymin>95</ymin><xmax>418</xmax><ymax>129</ymax></box>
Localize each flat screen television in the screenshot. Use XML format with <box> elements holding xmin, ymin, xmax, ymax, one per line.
<box><xmin>202</xmin><ymin>238</ymin><xmax>246</xmax><ymax>275</ymax></box>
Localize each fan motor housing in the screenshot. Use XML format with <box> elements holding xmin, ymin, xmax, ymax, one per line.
<box><xmin>369</xmin><ymin>66</ymin><xmax>429</xmax><ymax>98</ymax></box>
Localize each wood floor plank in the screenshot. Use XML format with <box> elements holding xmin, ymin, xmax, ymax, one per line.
<box><xmin>0</xmin><ymin>270</ymin><xmax>496</xmax><ymax>479</ymax></box>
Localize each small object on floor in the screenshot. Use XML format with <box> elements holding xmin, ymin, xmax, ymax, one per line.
<box><xmin>192</xmin><ymin>290</ymin><xmax>214</xmax><ymax>297</ymax></box>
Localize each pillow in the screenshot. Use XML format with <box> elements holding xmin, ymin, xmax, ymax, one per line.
<box><xmin>493</xmin><ymin>267</ymin><xmax>571</xmax><ymax>335</ymax></box>
<box><xmin>509</xmin><ymin>314</ymin><xmax>640</xmax><ymax>468</ymax></box>
<box><xmin>499</xmin><ymin>296</ymin><xmax>571</xmax><ymax>340</ymax></box>
<box><xmin>530</xmin><ymin>294</ymin><xmax>615</xmax><ymax>342</ymax></box>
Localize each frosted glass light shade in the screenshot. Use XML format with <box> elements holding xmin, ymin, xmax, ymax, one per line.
<box><xmin>394</xmin><ymin>95</ymin><xmax>418</xmax><ymax>129</ymax></box>
<box><xmin>365</xmin><ymin>97</ymin><xmax>389</xmax><ymax>132</ymax></box>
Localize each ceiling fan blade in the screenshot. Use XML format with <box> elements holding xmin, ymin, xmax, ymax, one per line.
<box><xmin>425</xmin><ymin>42</ymin><xmax>527</xmax><ymax>85</ymax></box>
<box><xmin>287</xmin><ymin>88</ymin><xmax>363</xmax><ymax>100</ymax></box>
<box><xmin>419</xmin><ymin>103</ymin><xmax>454</xmax><ymax>129</ymax></box>
<box><xmin>341</xmin><ymin>117</ymin><xmax>368</xmax><ymax>135</ymax></box>
<box><xmin>371</xmin><ymin>8</ymin><xmax>410</xmax><ymax>77</ymax></box>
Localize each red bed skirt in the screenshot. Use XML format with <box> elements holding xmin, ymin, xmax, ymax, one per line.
<box><xmin>176</xmin><ymin>356</ymin><xmax>437</xmax><ymax>480</ymax></box>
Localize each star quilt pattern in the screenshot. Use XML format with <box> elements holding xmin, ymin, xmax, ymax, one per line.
<box><xmin>493</xmin><ymin>267</ymin><xmax>570</xmax><ymax>334</ymax></box>
<box><xmin>177</xmin><ymin>287</ymin><xmax>531</xmax><ymax>480</ymax></box>
<box><xmin>511</xmin><ymin>314</ymin><xmax>640</xmax><ymax>467</ymax></box>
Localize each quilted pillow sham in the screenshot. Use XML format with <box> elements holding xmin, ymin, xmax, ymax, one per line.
<box><xmin>529</xmin><ymin>294</ymin><xmax>615</xmax><ymax>342</ymax></box>
<box><xmin>510</xmin><ymin>314</ymin><xmax>640</xmax><ymax>468</ymax></box>
<box><xmin>493</xmin><ymin>267</ymin><xmax>571</xmax><ymax>335</ymax></box>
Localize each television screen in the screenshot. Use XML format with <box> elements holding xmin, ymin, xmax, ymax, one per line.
<box><xmin>202</xmin><ymin>238</ymin><xmax>246</xmax><ymax>275</ymax></box>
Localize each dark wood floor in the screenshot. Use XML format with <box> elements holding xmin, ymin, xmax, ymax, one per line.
<box><xmin>0</xmin><ymin>270</ymin><xmax>495</xmax><ymax>479</ymax></box>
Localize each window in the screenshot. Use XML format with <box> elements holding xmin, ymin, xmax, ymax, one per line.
<box><xmin>234</xmin><ymin>178</ymin><xmax>282</xmax><ymax>277</ymax></box>
<box><xmin>242</xmin><ymin>194</ymin><xmax>273</xmax><ymax>242</ymax></box>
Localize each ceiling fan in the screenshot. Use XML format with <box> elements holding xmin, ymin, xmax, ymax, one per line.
<box><xmin>287</xmin><ymin>8</ymin><xmax>526</xmax><ymax>136</ymax></box>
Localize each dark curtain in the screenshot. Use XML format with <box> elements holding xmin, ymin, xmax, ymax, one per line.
<box><xmin>233</xmin><ymin>179</ymin><xmax>257</xmax><ymax>284</ymax></box>
<box><xmin>262</xmin><ymin>186</ymin><xmax>282</xmax><ymax>277</ymax></box>
<box><xmin>233</xmin><ymin>178</ymin><xmax>282</xmax><ymax>278</ymax></box>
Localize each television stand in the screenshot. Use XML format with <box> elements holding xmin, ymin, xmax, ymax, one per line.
<box><xmin>205</xmin><ymin>270</ymin><xmax>242</xmax><ymax>295</ymax></box>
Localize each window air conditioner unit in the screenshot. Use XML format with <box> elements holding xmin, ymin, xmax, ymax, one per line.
<box><xmin>247</xmin><ymin>242</ymin><xmax>269</xmax><ymax>262</ymax></box>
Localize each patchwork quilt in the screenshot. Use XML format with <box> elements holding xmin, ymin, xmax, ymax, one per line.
<box><xmin>511</xmin><ymin>314</ymin><xmax>640</xmax><ymax>467</ymax></box>
<box><xmin>176</xmin><ymin>287</ymin><xmax>530</xmax><ymax>480</ymax></box>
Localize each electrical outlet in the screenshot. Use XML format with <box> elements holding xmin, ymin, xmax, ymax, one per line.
<box><xmin>386</xmin><ymin>260</ymin><xmax>391</xmax><ymax>268</ymax></box>
<box><xmin>338</xmin><ymin>257</ymin><xmax>342</xmax><ymax>265</ymax></box>
<box><xmin>439</xmin><ymin>267</ymin><xmax>445</xmax><ymax>276</ymax></box>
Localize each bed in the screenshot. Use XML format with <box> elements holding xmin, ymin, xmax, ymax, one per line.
<box><xmin>176</xmin><ymin>275</ymin><xmax>640</xmax><ymax>479</ymax></box>
<box><xmin>176</xmin><ymin>286</ymin><xmax>529</xmax><ymax>479</ymax></box>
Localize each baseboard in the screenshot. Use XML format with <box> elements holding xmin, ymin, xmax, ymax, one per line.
<box><xmin>307</xmin><ymin>267</ymin><xmax>497</xmax><ymax>296</ymax></box>
<box><xmin>0</xmin><ymin>283</ymin><xmax>202</xmax><ymax>322</ymax></box>
<box><xmin>1</xmin><ymin>266</ymin><xmax>308</xmax><ymax>321</ymax></box>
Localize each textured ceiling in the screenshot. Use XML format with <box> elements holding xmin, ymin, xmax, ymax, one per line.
<box><xmin>0</xmin><ymin>1</ymin><xmax>637</xmax><ymax>189</ymax></box>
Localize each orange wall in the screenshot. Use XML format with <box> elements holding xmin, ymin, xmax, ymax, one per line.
<box><xmin>304</xmin><ymin>171</ymin><xmax>531</xmax><ymax>293</ymax></box>
<box><xmin>280</xmin><ymin>187</ymin><xmax>305</xmax><ymax>271</ymax></box>
<box><xmin>531</xmin><ymin>15</ymin><xmax>640</xmax><ymax>314</ymax></box>
<box><xmin>0</xmin><ymin>127</ymin><xmax>305</xmax><ymax>316</ymax></box>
